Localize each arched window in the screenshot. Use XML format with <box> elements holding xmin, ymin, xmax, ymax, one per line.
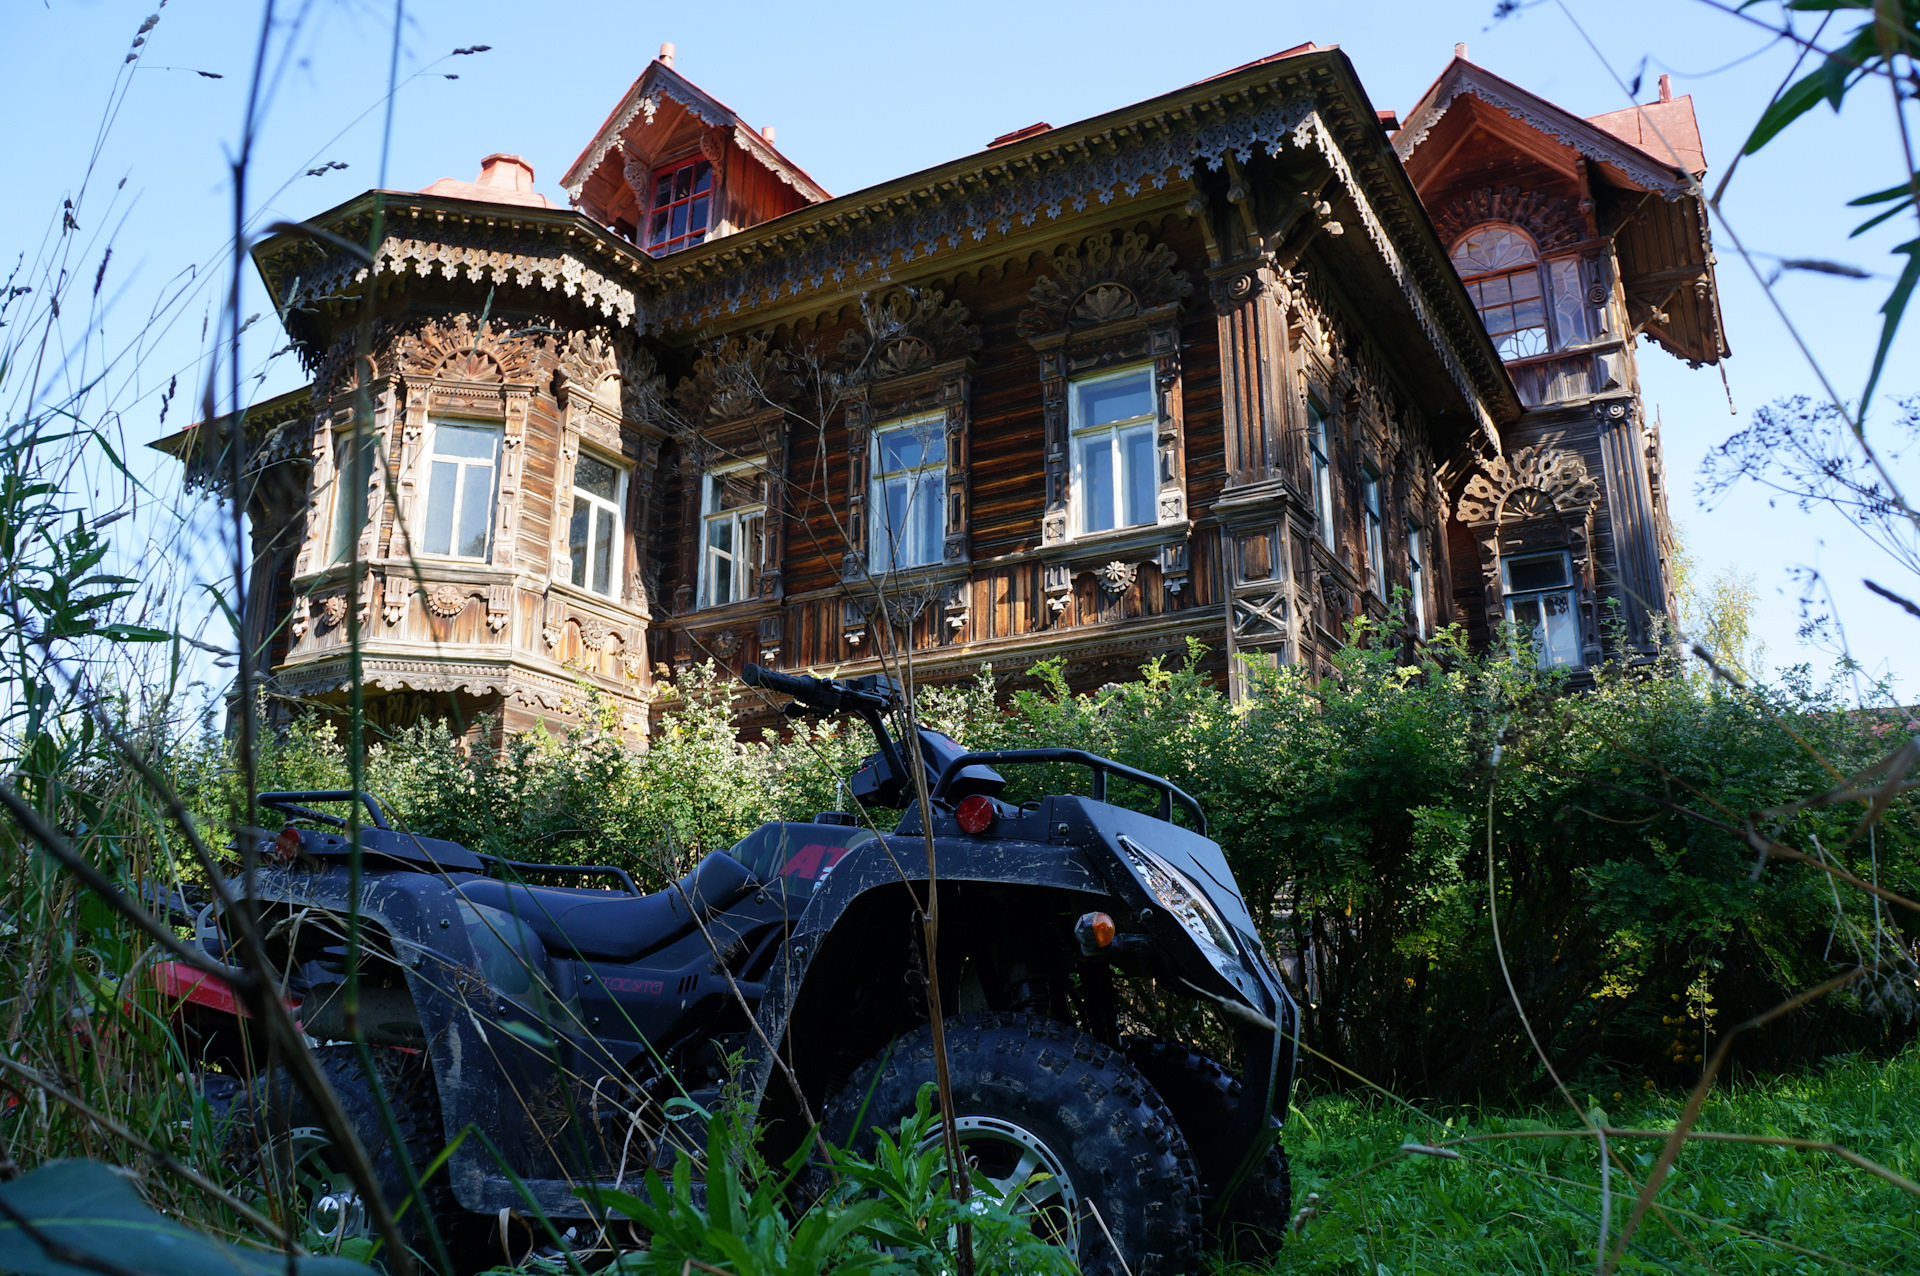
<box><xmin>1451</xmin><ymin>224</ymin><xmax>1594</xmax><ymax>362</ymax></box>
<box><xmin>1452</xmin><ymin>226</ymin><xmax>1548</xmax><ymax>359</ymax></box>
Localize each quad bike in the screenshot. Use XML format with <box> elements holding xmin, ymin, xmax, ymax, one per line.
<box><xmin>166</xmin><ymin>665</ymin><xmax>1299</xmax><ymax>1274</ymax></box>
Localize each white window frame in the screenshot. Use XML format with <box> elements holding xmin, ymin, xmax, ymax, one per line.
<box><xmin>1406</xmin><ymin>522</ymin><xmax>1429</xmax><ymax>634</ymax></box>
<box><xmin>568</xmin><ymin>451</ymin><xmax>628</xmax><ymax>598</ymax></box>
<box><xmin>1361</xmin><ymin>466</ymin><xmax>1386</xmax><ymax>599</ymax></box>
<box><xmin>328</xmin><ymin>427</ymin><xmax>380</xmax><ymax>564</ymax></box>
<box><xmin>1502</xmin><ymin>550</ymin><xmax>1582</xmax><ymax>669</ymax></box>
<box><xmin>1068</xmin><ymin>363</ymin><xmax>1158</xmax><ymax>537</ymax></box>
<box><xmin>698</xmin><ymin>457</ymin><xmax>767</xmax><ymax>610</ymax></box>
<box><xmin>419</xmin><ymin>418</ymin><xmax>501</xmax><ymax>562</ymax></box>
<box><xmin>867</xmin><ymin>413</ymin><xmax>947</xmax><ymax>575</ymax></box>
<box><xmin>1308</xmin><ymin>399</ymin><xmax>1334</xmax><ymax>547</ymax></box>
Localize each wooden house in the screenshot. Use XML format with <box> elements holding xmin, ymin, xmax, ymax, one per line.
<box><xmin>157</xmin><ymin>42</ymin><xmax>1726</xmax><ymax>740</ymax></box>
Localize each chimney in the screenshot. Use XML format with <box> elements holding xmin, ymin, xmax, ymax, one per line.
<box><xmin>761</xmin><ymin>125</ymin><xmax>776</xmax><ymax>145</ymax></box>
<box><xmin>474</xmin><ymin>153</ymin><xmax>536</xmax><ymax>194</ymax></box>
<box><xmin>1658</xmin><ymin>73</ymin><xmax>1672</xmax><ymax>102</ymax></box>
<box><xmin>658</xmin><ymin>41</ymin><xmax>675</xmax><ymax>68</ymax></box>
<box><xmin>1454</xmin><ymin>42</ymin><xmax>1469</xmax><ymax>61</ymax></box>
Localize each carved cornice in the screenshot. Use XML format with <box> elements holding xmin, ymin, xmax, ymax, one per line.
<box><xmin>1018</xmin><ymin>231</ymin><xmax>1193</xmax><ymax>337</ymax></box>
<box><xmin>1455</xmin><ymin>445</ymin><xmax>1601</xmax><ymax>526</ymax></box>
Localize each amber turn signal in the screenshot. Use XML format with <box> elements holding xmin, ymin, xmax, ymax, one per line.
<box><xmin>1075</xmin><ymin>910</ymin><xmax>1116</xmax><ymax>954</ymax></box>
<box><xmin>955</xmin><ymin>794</ymin><xmax>996</xmax><ymax>835</ymax></box>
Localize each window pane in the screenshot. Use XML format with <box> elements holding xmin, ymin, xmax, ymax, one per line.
<box><xmin>706</xmin><ymin>516</ymin><xmax>733</xmax><ymax>555</ymax></box>
<box><xmin>916</xmin><ymin>472</ymin><xmax>945</xmax><ymax>567</ymax></box>
<box><xmin>742</xmin><ymin>513</ymin><xmax>763</xmax><ymax>598</ymax></box>
<box><xmin>1506</xmin><ymin>555</ymin><xmax>1570</xmax><ymax>592</ymax></box>
<box><xmin>456</xmin><ymin>463</ymin><xmax>494</xmax><ymax>558</ymax></box>
<box><xmin>424</xmin><ymin>460</ymin><xmax>457</xmax><ymax>556</ymax></box>
<box><xmin>1121</xmin><ymin>424</ymin><xmax>1155</xmax><ymax>527</ymax></box>
<box><xmin>673</xmin><ymin>163</ymin><xmax>694</xmax><ymax>199</ymax></box>
<box><xmin>574</xmin><ymin>455</ymin><xmax>618</xmax><ymax>501</ymax></box>
<box><xmin>649</xmin><ymin>210</ymin><xmax>668</xmax><ymax>242</ymax></box>
<box><xmin>568</xmin><ymin>496</ymin><xmax>591</xmax><ymax>588</ymax></box>
<box><xmin>878</xmin><ymin>475</ymin><xmax>910</xmax><ymax>571</ymax></box>
<box><xmin>708</xmin><ymin>544</ymin><xmax>732</xmax><ymax>606</ymax></box>
<box><xmin>653</xmin><ymin>173</ymin><xmax>672</xmax><ymax>206</ymax></box>
<box><xmin>670</xmin><ymin>202</ymin><xmax>688</xmax><ymax>239</ymax></box>
<box><xmin>592</xmin><ymin>507</ymin><xmax>614</xmax><ymax>596</ymax></box>
<box><xmin>1541</xmin><ymin>591</ymin><xmax>1580</xmax><ymax>666</ymax></box>
<box><xmin>1452</xmin><ymin>226</ymin><xmax>1537</xmax><ymax>274</ymax></box>
<box><xmin>876</xmin><ymin>427</ymin><xmax>930</xmax><ymax>474</ymax></box>
<box><xmin>434</xmin><ymin>423</ymin><xmax>496</xmax><ymax>461</ymax></box>
<box><xmin>688</xmin><ymin>196</ymin><xmax>710</xmax><ymax>233</ymax></box>
<box><xmin>693</xmin><ymin>160</ymin><xmax>713</xmax><ymax>193</ymax></box>
<box><xmin>1509</xmin><ymin>596</ymin><xmax>1543</xmax><ymax>629</ymax></box>
<box><xmin>1508</xmin><ymin>269</ymin><xmax>1543</xmax><ymax>302</ymax></box>
<box><xmin>713</xmin><ymin>469</ymin><xmax>760</xmax><ymax>512</ymax></box>
<box><xmin>1076</xmin><ymin>431</ymin><xmax>1115</xmax><ymax>532</ymax></box>
<box><xmin>1076</xmin><ymin>370</ymin><xmax>1154</xmax><ymax>428</ymax></box>
<box><xmin>1551</xmin><ymin>258</ymin><xmax>1590</xmax><ymax>347</ymax></box>
<box><xmin>331</xmin><ymin>435</ymin><xmax>375</xmax><ymax>562</ymax></box>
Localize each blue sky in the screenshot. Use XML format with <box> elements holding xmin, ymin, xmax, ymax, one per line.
<box><xmin>6</xmin><ymin>0</ymin><xmax>1915</xmax><ymax>693</ymax></box>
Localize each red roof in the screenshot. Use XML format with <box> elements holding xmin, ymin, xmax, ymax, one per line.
<box><xmin>1585</xmin><ymin>96</ymin><xmax>1705</xmax><ymax>176</ymax></box>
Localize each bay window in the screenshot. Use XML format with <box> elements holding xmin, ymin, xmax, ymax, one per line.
<box><xmin>646</xmin><ymin>156</ymin><xmax>713</xmax><ymax>256</ymax></box>
<box><xmin>869</xmin><ymin>415</ymin><xmax>946</xmax><ymax>574</ymax></box>
<box><xmin>1503</xmin><ymin>551</ymin><xmax>1581</xmax><ymax>668</ymax></box>
<box><xmin>568</xmin><ymin>453</ymin><xmax>626</xmax><ymax>597</ymax></box>
<box><xmin>1070</xmin><ymin>365</ymin><xmax>1156</xmax><ymax>535</ymax></box>
<box><xmin>698</xmin><ymin>461</ymin><xmax>766</xmax><ymax>608</ymax></box>
<box><xmin>421</xmin><ymin>420</ymin><xmax>499</xmax><ymax>561</ymax></box>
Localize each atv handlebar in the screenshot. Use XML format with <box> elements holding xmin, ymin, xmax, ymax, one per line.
<box><xmin>260</xmin><ymin>790</ymin><xmax>392</xmax><ymax>830</ymax></box>
<box><xmin>930</xmin><ymin>749</ymin><xmax>1207</xmax><ymax>834</ymax></box>
<box><xmin>742</xmin><ymin>663</ymin><xmax>897</xmax><ymax>715</ymax></box>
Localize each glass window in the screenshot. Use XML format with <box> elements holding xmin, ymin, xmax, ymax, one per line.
<box><xmin>646</xmin><ymin>156</ymin><xmax>714</xmax><ymax>256</ymax></box>
<box><xmin>1406</xmin><ymin>522</ymin><xmax>1428</xmax><ymax>634</ymax></box>
<box><xmin>1550</xmin><ymin>257</ymin><xmax>1591</xmax><ymax>347</ymax></box>
<box><xmin>1361</xmin><ymin>468</ymin><xmax>1386</xmax><ymax>599</ymax></box>
<box><xmin>568</xmin><ymin>453</ymin><xmax>626</xmax><ymax>597</ymax></box>
<box><xmin>1070</xmin><ymin>366</ymin><xmax>1157</xmax><ymax>535</ymax></box>
<box><xmin>421</xmin><ymin>421</ymin><xmax>499</xmax><ymax>560</ymax></box>
<box><xmin>1502</xmin><ymin>551</ymin><xmax>1581</xmax><ymax>668</ymax></box>
<box><xmin>1452</xmin><ymin>226</ymin><xmax>1548</xmax><ymax>359</ymax></box>
<box><xmin>699</xmin><ymin>461</ymin><xmax>766</xmax><ymax>608</ymax></box>
<box><xmin>1308</xmin><ymin>399</ymin><xmax>1334</xmax><ymax>547</ymax></box>
<box><xmin>869</xmin><ymin>416</ymin><xmax>947</xmax><ymax>574</ymax></box>
<box><xmin>329</xmin><ymin>428</ymin><xmax>380</xmax><ymax>564</ymax></box>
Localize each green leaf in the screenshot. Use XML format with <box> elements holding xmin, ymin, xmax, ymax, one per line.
<box><xmin>1860</xmin><ymin>239</ymin><xmax>1920</xmax><ymax>419</ymax></box>
<box><xmin>0</xmin><ymin>1158</ymin><xmax>375</xmax><ymax>1275</ymax></box>
<box><xmin>1847</xmin><ymin>181</ymin><xmax>1917</xmax><ymax>207</ymax></box>
<box><xmin>95</xmin><ymin>624</ymin><xmax>174</xmax><ymax>644</ymax></box>
<box><xmin>1741</xmin><ymin>67</ymin><xmax>1834</xmax><ymax>154</ymax></box>
<box><xmin>496</xmin><ymin>1018</ymin><xmax>554</xmax><ymax>1048</ymax></box>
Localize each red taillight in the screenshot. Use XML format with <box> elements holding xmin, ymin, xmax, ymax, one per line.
<box><xmin>955</xmin><ymin>794</ymin><xmax>996</xmax><ymax>835</ymax></box>
<box><xmin>272</xmin><ymin>825</ymin><xmax>302</xmax><ymax>862</ymax></box>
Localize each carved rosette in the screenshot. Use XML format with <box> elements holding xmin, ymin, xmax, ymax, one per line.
<box><xmin>428</xmin><ymin>584</ymin><xmax>468</xmax><ymax>618</ymax></box>
<box><xmin>1017</xmin><ymin>231</ymin><xmax>1195</xmax><ymax>336</ymax></box>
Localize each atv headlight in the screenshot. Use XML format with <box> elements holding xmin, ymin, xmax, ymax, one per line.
<box><xmin>1116</xmin><ymin>835</ymin><xmax>1241</xmax><ymax>973</ymax></box>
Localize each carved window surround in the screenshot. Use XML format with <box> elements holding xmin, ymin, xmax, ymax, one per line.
<box><xmin>837</xmin><ymin>563</ymin><xmax>974</xmax><ymax>652</ymax></box>
<box><xmin>384</xmin><ymin>374</ymin><xmax>533</xmax><ymax>572</ymax></box>
<box><xmin>1027</xmin><ymin>304</ymin><xmax>1189</xmax><ymax>614</ymax></box>
<box><xmin>1455</xmin><ymin>445</ymin><xmax>1603</xmax><ymax>663</ymax></box>
<box><xmin>554</xmin><ymin>364</ymin><xmax>662</xmax><ymax>620</ymax></box>
<box><xmin>668</xmin><ymin>407</ymin><xmax>789</xmax><ymax>665</ymax></box>
<box><xmin>840</xmin><ymin>356</ymin><xmax>974</xmax><ymax>585</ymax></box>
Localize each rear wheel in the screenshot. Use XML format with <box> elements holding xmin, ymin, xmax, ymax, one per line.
<box><xmin>1124</xmin><ymin>1038</ymin><xmax>1291</xmax><ymax>1261</ymax></box>
<box><xmin>822</xmin><ymin>1012</ymin><xmax>1203</xmax><ymax>1276</ymax></box>
<box><xmin>260</xmin><ymin>1045</ymin><xmax>483</xmax><ymax>1271</ymax></box>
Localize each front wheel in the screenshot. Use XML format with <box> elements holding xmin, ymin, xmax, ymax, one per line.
<box><xmin>822</xmin><ymin>1012</ymin><xmax>1204</xmax><ymax>1276</ymax></box>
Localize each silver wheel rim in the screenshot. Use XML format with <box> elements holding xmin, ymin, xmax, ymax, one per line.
<box><xmin>270</xmin><ymin>1127</ymin><xmax>372</xmax><ymax>1248</ymax></box>
<box><xmin>939</xmin><ymin>1115</ymin><xmax>1082</xmax><ymax>1255</ymax></box>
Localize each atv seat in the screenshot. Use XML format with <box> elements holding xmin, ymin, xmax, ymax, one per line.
<box><xmin>456</xmin><ymin>851</ymin><xmax>757</xmax><ymax>964</ymax></box>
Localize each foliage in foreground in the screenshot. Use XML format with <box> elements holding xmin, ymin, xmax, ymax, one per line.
<box><xmin>180</xmin><ymin>620</ymin><xmax>1920</xmax><ymax>1098</ymax></box>
<box><xmin>1271</xmin><ymin>1044</ymin><xmax>1920</xmax><ymax>1274</ymax></box>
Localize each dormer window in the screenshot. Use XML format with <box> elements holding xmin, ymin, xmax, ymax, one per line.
<box><xmin>1451</xmin><ymin>224</ymin><xmax>1592</xmax><ymax>360</ymax></box>
<box><xmin>646</xmin><ymin>156</ymin><xmax>713</xmax><ymax>256</ymax></box>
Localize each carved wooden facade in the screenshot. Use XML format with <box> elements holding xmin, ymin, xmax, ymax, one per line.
<box><xmin>165</xmin><ymin>44</ymin><xmax>1723</xmax><ymax>740</ymax></box>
